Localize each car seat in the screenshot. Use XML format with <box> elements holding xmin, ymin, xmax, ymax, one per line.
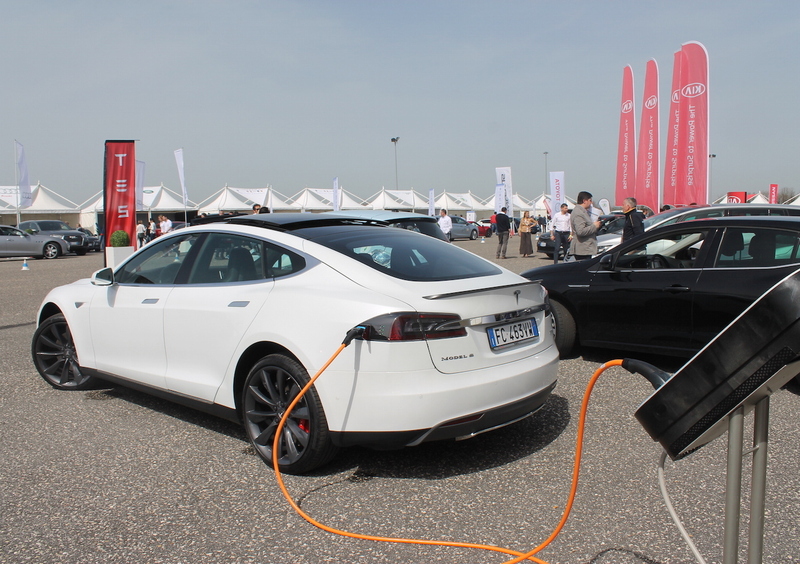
<box><xmin>225</xmin><ymin>247</ymin><xmax>258</xmax><ymax>281</ymax></box>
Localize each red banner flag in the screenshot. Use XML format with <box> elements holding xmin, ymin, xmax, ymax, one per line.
<box><xmin>675</xmin><ymin>41</ymin><xmax>709</xmax><ymax>206</ymax></box>
<box><xmin>727</xmin><ymin>191</ymin><xmax>746</xmax><ymax>204</ymax></box>
<box><xmin>663</xmin><ymin>51</ymin><xmax>683</xmax><ymax>207</ymax></box>
<box><xmin>770</xmin><ymin>184</ymin><xmax>779</xmax><ymax>204</ymax></box>
<box><xmin>103</xmin><ymin>140</ymin><xmax>137</xmax><ymax>249</ymax></box>
<box><xmin>635</xmin><ymin>59</ymin><xmax>660</xmax><ymax>212</ymax></box>
<box><xmin>615</xmin><ymin>65</ymin><xmax>636</xmax><ymax>206</ymax></box>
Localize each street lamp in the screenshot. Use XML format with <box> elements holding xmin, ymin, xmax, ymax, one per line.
<box><xmin>391</xmin><ymin>137</ymin><xmax>400</xmax><ymax>191</ymax></box>
<box><xmin>709</xmin><ymin>154</ymin><xmax>716</xmax><ymax>197</ymax></box>
<box><xmin>543</xmin><ymin>151</ymin><xmax>549</xmax><ymax>193</ymax></box>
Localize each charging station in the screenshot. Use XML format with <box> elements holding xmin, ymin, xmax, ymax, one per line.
<box><xmin>634</xmin><ymin>267</ymin><xmax>800</xmax><ymax>563</ymax></box>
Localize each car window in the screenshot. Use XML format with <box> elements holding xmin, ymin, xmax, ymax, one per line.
<box><xmin>714</xmin><ymin>228</ymin><xmax>800</xmax><ymax>268</ymax></box>
<box><xmin>616</xmin><ymin>230</ymin><xmax>709</xmax><ymax>269</ymax></box>
<box><xmin>186</xmin><ymin>232</ymin><xmax>304</xmax><ymax>283</ymax></box>
<box><xmin>116</xmin><ymin>233</ymin><xmax>202</xmax><ymax>284</ymax></box>
<box><xmin>314</xmin><ymin>226</ymin><xmax>501</xmax><ymax>281</ymax></box>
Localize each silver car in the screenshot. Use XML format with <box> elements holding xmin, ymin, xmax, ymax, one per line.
<box><xmin>0</xmin><ymin>225</ymin><xmax>69</xmax><ymax>259</ymax></box>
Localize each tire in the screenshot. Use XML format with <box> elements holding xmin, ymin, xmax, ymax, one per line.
<box><xmin>42</xmin><ymin>242</ymin><xmax>60</xmax><ymax>259</ymax></box>
<box><xmin>469</xmin><ymin>229</ymin><xmax>478</xmax><ymax>240</ymax></box>
<box><xmin>550</xmin><ymin>300</ymin><xmax>576</xmax><ymax>357</ymax></box>
<box><xmin>242</xmin><ymin>354</ymin><xmax>338</xmax><ymax>474</ymax></box>
<box><xmin>75</xmin><ymin>249</ymin><xmax>87</xmax><ymax>256</ymax></box>
<box><xmin>32</xmin><ymin>314</ymin><xmax>96</xmax><ymax>390</ymax></box>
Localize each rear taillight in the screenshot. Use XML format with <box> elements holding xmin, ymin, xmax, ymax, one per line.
<box><xmin>360</xmin><ymin>313</ymin><xmax>467</xmax><ymax>341</ymax></box>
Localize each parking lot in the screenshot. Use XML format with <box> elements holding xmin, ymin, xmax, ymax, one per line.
<box><xmin>1</xmin><ymin>242</ymin><xmax>798</xmax><ymax>563</ymax></box>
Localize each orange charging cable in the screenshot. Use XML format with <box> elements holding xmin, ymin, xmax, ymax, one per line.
<box><xmin>271</xmin><ymin>341</ymin><xmax>624</xmax><ymax>564</ymax></box>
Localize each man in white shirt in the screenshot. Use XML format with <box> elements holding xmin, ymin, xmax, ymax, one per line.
<box><xmin>159</xmin><ymin>215</ymin><xmax>173</xmax><ymax>235</ymax></box>
<box><xmin>438</xmin><ymin>209</ymin><xmax>453</xmax><ymax>242</ymax></box>
<box><xmin>550</xmin><ymin>203</ymin><xmax>572</xmax><ymax>264</ymax></box>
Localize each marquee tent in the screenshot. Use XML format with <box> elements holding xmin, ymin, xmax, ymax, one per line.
<box><xmin>0</xmin><ymin>183</ymin><xmax>82</xmax><ymax>225</ymax></box>
<box><xmin>289</xmin><ymin>187</ymin><xmax>368</xmax><ymax>211</ymax></box>
<box><xmin>364</xmin><ymin>188</ymin><xmax>431</xmax><ymax>212</ymax></box>
<box><xmin>196</xmin><ymin>186</ymin><xmax>299</xmax><ymax>215</ymax></box>
<box><xmin>482</xmin><ymin>193</ymin><xmax>535</xmax><ymax>214</ymax></box>
<box><xmin>433</xmin><ymin>191</ymin><xmax>491</xmax><ymax>212</ymax></box>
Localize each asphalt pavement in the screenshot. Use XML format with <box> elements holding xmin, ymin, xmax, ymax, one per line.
<box><xmin>1</xmin><ymin>242</ymin><xmax>798</xmax><ymax>563</ymax></box>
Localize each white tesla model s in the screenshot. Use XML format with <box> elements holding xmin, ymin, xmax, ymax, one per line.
<box><xmin>32</xmin><ymin>214</ymin><xmax>559</xmax><ymax>473</ymax></box>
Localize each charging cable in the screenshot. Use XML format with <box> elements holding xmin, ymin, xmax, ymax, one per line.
<box><xmin>269</xmin><ymin>327</ymin><xmax>627</xmax><ymax>564</ymax></box>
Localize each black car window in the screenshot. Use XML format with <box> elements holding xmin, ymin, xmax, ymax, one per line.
<box><xmin>714</xmin><ymin>228</ymin><xmax>800</xmax><ymax>268</ymax></box>
<box><xmin>616</xmin><ymin>230</ymin><xmax>709</xmax><ymax>269</ymax></box>
<box><xmin>186</xmin><ymin>232</ymin><xmax>304</xmax><ymax>283</ymax></box>
<box><xmin>115</xmin><ymin>233</ymin><xmax>202</xmax><ymax>285</ymax></box>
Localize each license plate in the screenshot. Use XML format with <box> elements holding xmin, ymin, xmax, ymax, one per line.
<box><xmin>487</xmin><ymin>318</ymin><xmax>538</xmax><ymax>349</ymax></box>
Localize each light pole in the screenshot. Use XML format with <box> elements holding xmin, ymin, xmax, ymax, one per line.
<box><xmin>391</xmin><ymin>137</ymin><xmax>400</xmax><ymax>191</ymax></box>
<box><xmin>543</xmin><ymin>151</ymin><xmax>549</xmax><ymax>194</ymax></box>
<box><xmin>709</xmin><ymin>154</ymin><xmax>716</xmax><ymax>199</ymax></box>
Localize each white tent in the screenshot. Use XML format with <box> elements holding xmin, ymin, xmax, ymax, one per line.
<box><xmin>482</xmin><ymin>193</ymin><xmax>535</xmax><ymax>215</ymax></box>
<box><xmin>365</xmin><ymin>188</ymin><xmax>431</xmax><ymax>211</ymax></box>
<box><xmin>433</xmin><ymin>191</ymin><xmax>491</xmax><ymax>212</ymax></box>
<box><xmin>196</xmin><ymin>186</ymin><xmax>299</xmax><ymax>214</ymax></box>
<box><xmin>529</xmin><ymin>193</ymin><xmax>578</xmax><ymax>217</ymax></box>
<box><xmin>0</xmin><ymin>183</ymin><xmax>82</xmax><ymax>225</ymax></box>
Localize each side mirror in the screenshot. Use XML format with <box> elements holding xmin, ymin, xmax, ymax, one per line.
<box><xmin>598</xmin><ymin>253</ymin><xmax>614</xmax><ymax>270</ymax></box>
<box><xmin>91</xmin><ymin>267</ymin><xmax>115</xmax><ymax>286</ymax></box>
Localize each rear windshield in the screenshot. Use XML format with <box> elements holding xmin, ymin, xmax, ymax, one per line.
<box><xmin>302</xmin><ymin>225</ymin><xmax>501</xmax><ymax>281</ymax></box>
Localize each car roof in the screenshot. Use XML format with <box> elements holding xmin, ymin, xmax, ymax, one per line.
<box><xmin>193</xmin><ymin>212</ymin><xmax>389</xmax><ymax>232</ymax></box>
<box><xmin>645</xmin><ymin>214</ymin><xmax>800</xmax><ymax>232</ymax></box>
<box><xmin>323</xmin><ymin>209</ymin><xmax>436</xmax><ymax>222</ymax></box>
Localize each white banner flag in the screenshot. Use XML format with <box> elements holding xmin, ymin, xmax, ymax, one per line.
<box><xmin>174</xmin><ymin>148</ymin><xmax>188</xmax><ymax>206</ymax></box>
<box><xmin>494</xmin><ymin>184</ymin><xmax>506</xmax><ymax>213</ymax></box>
<box><xmin>495</xmin><ymin>167</ymin><xmax>514</xmax><ymax>218</ymax></box>
<box><xmin>332</xmin><ymin>177</ymin><xmax>340</xmax><ymax>212</ymax></box>
<box><xmin>15</xmin><ymin>141</ymin><xmax>32</xmax><ymax>208</ymax></box>
<box><xmin>428</xmin><ymin>188</ymin><xmax>435</xmax><ymax>216</ymax></box>
<box><xmin>549</xmin><ymin>171</ymin><xmax>565</xmax><ymax>210</ymax></box>
<box><xmin>136</xmin><ymin>160</ymin><xmax>145</xmax><ymax>209</ymax></box>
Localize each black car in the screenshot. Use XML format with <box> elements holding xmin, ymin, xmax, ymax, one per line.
<box><xmin>77</xmin><ymin>227</ymin><xmax>102</xmax><ymax>251</ymax></box>
<box><xmin>522</xmin><ymin>216</ymin><xmax>800</xmax><ymax>358</ymax></box>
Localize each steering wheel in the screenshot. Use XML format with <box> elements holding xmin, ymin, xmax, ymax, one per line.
<box><xmin>648</xmin><ymin>254</ymin><xmax>669</xmax><ymax>269</ymax></box>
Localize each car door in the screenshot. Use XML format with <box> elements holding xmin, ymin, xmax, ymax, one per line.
<box><xmin>0</xmin><ymin>227</ymin><xmax>33</xmax><ymax>256</ymax></box>
<box><xmin>449</xmin><ymin>216</ymin><xmax>466</xmax><ymax>239</ymax></box>
<box><xmin>88</xmin><ymin>233</ymin><xmax>202</xmax><ymax>389</ymax></box>
<box><xmin>692</xmin><ymin>226</ymin><xmax>800</xmax><ymax>347</ymax></box>
<box><xmin>579</xmin><ymin>227</ymin><xmax>712</xmax><ymax>353</ymax></box>
<box><xmin>162</xmin><ymin>233</ymin><xmax>297</xmax><ymax>401</ymax></box>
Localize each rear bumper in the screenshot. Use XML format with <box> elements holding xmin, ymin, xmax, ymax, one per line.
<box><xmin>329</xmin><ymin>380</ymin><xmax>557</xmax><ymax>449</ymax></box>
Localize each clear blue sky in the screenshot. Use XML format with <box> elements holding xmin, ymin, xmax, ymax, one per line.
<box><xmin>2</xmin><ymin>1</ymin><xmax>798</xmax><ymax>206</ymax></box>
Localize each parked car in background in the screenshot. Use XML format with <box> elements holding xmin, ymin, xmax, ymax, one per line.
<box><xmin>0</xmin><ymin>225</ymin><xmax>69</xmax><ymax>259</ymax></box>
<box><xmin>323</xmin><ymin>210</ymin><xmax>447</xmax><ymax>241</ymax></box>
<box><xmin>595</xmin><ymin>203</ymin><xmax>800</xmax><ymax>255</ymax></box>
<box><xmin>32</xmin><ymin>213</ymin><xmax>558</xmax><ymax>474</ymax></box>
<box><xmin>522</xmin><ymin>216</ymin><xmax>800</xmax><ymax>365</ymax></box>
<box><xmin>16</xmin><ymin>220</ymin><xmax>90</xmax><ymax>255</ymax></box>
<box><xmin>448</xmin><ymin>215</ymin><xmax>479</xmax><ymax>240</ymax></box>
<box><xmin>476</xmin><ymin>218</ymin><xmax>493</xmax><ymax>237</ymax></box>
<box><xmin>77</xmin><ymin>227</ymin><xmax>101</xmax><ymax>252</ymax></box>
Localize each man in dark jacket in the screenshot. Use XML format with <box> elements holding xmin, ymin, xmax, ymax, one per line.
<box><xmin>495</xmin><ymin>207</ymin><xmax>511</xmax><ymax>259</ymax></box>
<box><xmin>622</xmin><ymin>197</ymin><xmax>645</xmax><ymax>241</ymax></box>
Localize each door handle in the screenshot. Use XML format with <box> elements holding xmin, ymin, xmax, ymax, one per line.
<box><xmin>664</xmin><ymin>285</ymin><xmax>690</xmax><ymax>293</ymax></box>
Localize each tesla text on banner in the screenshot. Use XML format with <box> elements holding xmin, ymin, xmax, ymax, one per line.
<box><xmin>104</xmin><ymin>140</ymin><xmax>137</xmax><ymax>246</ymax></box>
<box><xmin>635</xmin><ymin>59</ymin><xmax>660</xmax><ymax>212</ymax></box>
<box><xmin>615</xmin><ymin>65</ymin><xmax>636</xmax><ymax>206</ymax></box>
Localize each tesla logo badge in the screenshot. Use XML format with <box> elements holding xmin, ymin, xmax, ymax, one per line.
<box><xmin>514</xmin><ymin>290</ymin><xmax>521</xmax><ymax>305</ymax></box>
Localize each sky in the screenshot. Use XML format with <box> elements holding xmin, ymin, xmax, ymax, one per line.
<box><xmin>2</xmin><ymin>1</ymin><xmax>799</xmax><ymax>207</ymax></box>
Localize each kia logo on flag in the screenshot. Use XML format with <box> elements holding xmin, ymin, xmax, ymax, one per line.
<box><xmin>621</xmin><ymin>100</ymin><xmax>633</xmax><ymax>113</ymax></box>
<box><xmin>672</xmin><ymin>90</ymin><xmax>680</xmax><ymax>103</ymax></box>
<box><xmin>645</xmin><ymin>95</ymin><xmax>658</xmax><ymax>109</ymax></box>
<box><xmin>681</xmin><ymin>83</ymin><xmax>706</xmax><ymax>98</ymax></box>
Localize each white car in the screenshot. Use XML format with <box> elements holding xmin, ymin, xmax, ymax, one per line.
<box><xmin>32</xmin><ymin>214</ymin><xmax>559</xmax><ymax>473</ymax></box>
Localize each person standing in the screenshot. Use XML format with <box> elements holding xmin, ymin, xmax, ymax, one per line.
<box><xmin>159</xmin><ymin>215</ymin><xmax>173</xmax><ymax>235</ymax></box>
<box><xmin>147</xmin><ymin>218</ymin><xmax>157</xmax><ymax>242</ymax></box>
<box><xmin>495</xmin><ymin>207</ymin><xmax>511</xmax><ymax>259</ymax></box>
<box><xmin>518</xmin><ymin>211</ymin><xmax>535</xmax><ymax>257</ymax></box>
<box><xmin>136</xmin><ymin>220</ymin><xmax>146</xmax><ymax>249</ymax></box>
<box><xmin>621</xmin><ymin>197</ymin><xmax>645</xmax><ymax>241</ymax></box>
<box><xmin>438</xmin><ymin>209</ymin><xmax>452</xmax><ymax>242</ymax></box>
<box><xmin>551</xmin><ymin>203</ymin><xmax>572</xmax><ymax>264</ymax></box>
<box><xmin>570</xmin><ymin>191</ymin><xmax>602</xmax><ymax>260</ymax></box>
